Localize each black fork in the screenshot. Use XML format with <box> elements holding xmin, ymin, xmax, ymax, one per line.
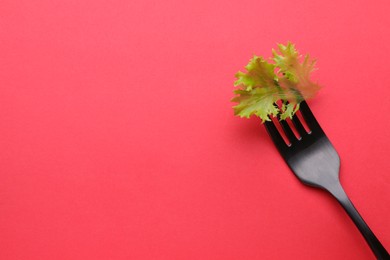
<box><xmin>264</xmin><ymin>101</ymin><xmax>389</xmax><ymax>259</ymax></box>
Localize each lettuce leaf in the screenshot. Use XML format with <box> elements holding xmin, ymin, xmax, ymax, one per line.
<box><xmin>232</xmin><ymin>42</ymin><xmax>321</xmax><ymax>122</ymax></box>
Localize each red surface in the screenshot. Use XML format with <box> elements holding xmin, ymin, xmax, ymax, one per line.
<box><xmin>1</xmin><ymin>0</ymin><xmax>390</xmax><ymax>259</ymax></box>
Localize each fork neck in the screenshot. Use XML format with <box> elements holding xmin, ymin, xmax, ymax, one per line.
<box><xmin>326</xmin><ymin>182</ymin><xmax>390</xmax><ymax>259</ymax></box>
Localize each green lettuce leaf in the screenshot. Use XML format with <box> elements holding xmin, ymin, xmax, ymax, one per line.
<box><xmin>232</xmin><ymin>42</ymin><xmax>321</xmax><ymax>122</ymax></box>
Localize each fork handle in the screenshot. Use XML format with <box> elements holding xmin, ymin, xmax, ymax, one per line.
<box><xmin>327</xmin><ymin>182</ymin><xmax>390</xmax><ymax>260</ymax></box>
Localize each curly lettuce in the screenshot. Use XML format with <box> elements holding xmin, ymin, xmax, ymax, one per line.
<box><xmin>232</xmin><ymin>42</ymin><xmax>321</xmax><ymax>122</ymax></box>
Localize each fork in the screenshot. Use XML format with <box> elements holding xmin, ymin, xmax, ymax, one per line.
<box><xmin>264</xmin><ymin>101</ymin><xmax>389</xmax><ymax>259</ymax></box>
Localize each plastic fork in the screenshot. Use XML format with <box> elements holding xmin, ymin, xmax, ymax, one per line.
<box><xmin>264</xmin><ymin>101</ymin><xmax>389</xmax><ymax>259</ymax></box>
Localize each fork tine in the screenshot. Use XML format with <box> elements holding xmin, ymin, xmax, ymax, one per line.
<box><xmin>278</xmin><ymin>119</ymin><xmax>298</xmax><ymax>143</ymax></box>
<box><xmin>264</xmin><ymin>120</ymin><xmax>289</xmax><ymax>148</ymax></box>
<box><xmin>299</xmin><ymin>101</ymin><xmax>322</xmax><ymax>133</ymax></box>
<box><xmin>291</xmin><ymin>114</ymin><xmax>307</xmax><ymax>136</ymax></box>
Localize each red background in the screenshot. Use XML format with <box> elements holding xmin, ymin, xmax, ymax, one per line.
<box><xmin>1</xmin><ymin>0</ymin><xmax>389</xmax><ymax>259</ymax></box>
